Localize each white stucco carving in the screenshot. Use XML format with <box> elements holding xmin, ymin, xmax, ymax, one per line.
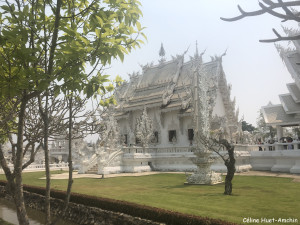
<box><xmin>186</xmin><ymin>61</ymin><xmax>222</xmax><ymax>185</ymax></box>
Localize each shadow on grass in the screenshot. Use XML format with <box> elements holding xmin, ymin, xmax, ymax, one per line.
<box><xmin>161</xmin><ymin>184</ymin><xmax>190</xmax><ymax>189</ymax></box>
<box><xmin>161</xmin><ymin>182</ymin><xmax>225</xmax><ymax>189</ymax></box>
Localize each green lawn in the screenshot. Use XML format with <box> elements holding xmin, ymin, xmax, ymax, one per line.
<box><xmin>1</xmin><ymin>171</ymin><xmax>299</xmax><ymax>224</ymax></box>
<box><xmin>0</xmin><ymin>218</ymin><xmax>13</xmax><ymax>225</ymax></box>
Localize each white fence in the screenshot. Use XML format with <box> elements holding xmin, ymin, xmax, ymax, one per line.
<box><xmin>0</xmin><ymin>163</ymin><xmax>69</xmax><ymax>174</ymax></box>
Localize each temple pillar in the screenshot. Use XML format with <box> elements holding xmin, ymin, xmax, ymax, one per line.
<box><xmin>276</xmin><ymin>125</ymin><xmax>283</xmax><ymax>150</ymax></box>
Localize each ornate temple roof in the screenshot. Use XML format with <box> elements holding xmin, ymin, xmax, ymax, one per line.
<box><xmin>115</xmin><ymin>57</ymin><xmax>221</xmax><ymax>112</ymax></box>
<box><xmin>114</xmin><ymin>47</ymin><xmax>239</xmax><ymax>133</ymax></box>
<box><xmin>287</xmin><ymin>83</ymin><xmax>300</xmax><ymax>103</ymax></box>
<box><xmin>262</xmin><ymin>104</ymin><xmax>300</xmax><ymax>126</ymax></box>
<box><xmin>279</xmin><ymin>94</ymin><xmax>300</xmax><ymax>114</ymax></box>
<box><xmin>282</xmin><ymin>50</ymin><xmax>300</xmax><ymax>82</ymax></box>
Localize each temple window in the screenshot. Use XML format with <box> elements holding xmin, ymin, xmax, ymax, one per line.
<box><xmin>188</xmin><ymin>129</ymin><xmax>194</xmax><ymax>141</ymax></box>
<box><xmin>169</xmin><ymin>130</ymin><xmax>177</xmax><ymax>142</ymax></box>
<box><xmin>152</xmin><ymin>131</ymin><xmax>159</xmax><ymax>143</ymax></box>
<box><xmin>136</xmin><ymin>137</ymin><xmax>141</xmax><ymax>144</ymax></box>
<box><xmin>123</xmin><ymin>134</ymin><xmax>128</xmax><ymax>145</ymax></box>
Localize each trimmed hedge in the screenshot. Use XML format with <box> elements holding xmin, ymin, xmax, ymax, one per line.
<box><xmin>0</xmin><ymin>180</ymin><xmax>238</xmax><ymax>225</ymax></box>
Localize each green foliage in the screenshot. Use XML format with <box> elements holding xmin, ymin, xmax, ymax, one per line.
<box><xmin>114</xmin><ymin>75</ymin><xmax>124</xmax><ymax>87</ymax></box>
<box><xmin>241</xmin><ymin>120</ymin><xmax>255</xmax><ymax>132</ymax></box>
<box><xmin>0</xmin><ymin>0</ymin><xmax>145</xmax><ymax>99</ymax></box>
<box><xmin>0</xmin><ymin>97</ymin><xmax>18</xmax><ymax>143</ymax></box>
<box><xmin>0</xmin><ymin>217</ymin><xmax>13</xmax><ymax>225</ymax></box>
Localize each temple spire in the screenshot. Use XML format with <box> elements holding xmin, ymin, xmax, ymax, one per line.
<box><xmin>192</xmin><ymin>40</ymin><xmax>205</xmax><ymax>63</ymax></box>
<box><xmin>194</xmin><ymin>40</ymin><xmax>199</xmax><ymax>59</ymax></box>
<box><xmin>159</xmin><ymin>43</ymin><xmax>166</xmax><ymax>63</ymax></box>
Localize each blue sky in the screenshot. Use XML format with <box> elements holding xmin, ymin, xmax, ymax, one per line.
<box><xmin>107</xmin><ymin>0</ymin><xmax>296</xmax><ymax>126</ymax></box>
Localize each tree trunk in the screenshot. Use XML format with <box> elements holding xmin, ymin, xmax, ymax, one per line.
<box><xmin>14</xmin><ymin>96</ymin><xmax>30</xmax><ymax>225</ymax></box>
<box><xmin>65</xmin><ymin>95</ymin><xmax>73</xmax><ymax>208</ymax></box>
<box><xmin>224</xmin><ymin>145</ymin><xmax>236</xmax><ymax>195</ymax></box>
<box><xmin>51</xmin><ymin>95</ymin><xmax>73</xmax><ymax>225</ymax></box>
<box><xmin>41</xmin><ymin>93</ymin><xmax>51</xmax><ymax>225</ymax></box>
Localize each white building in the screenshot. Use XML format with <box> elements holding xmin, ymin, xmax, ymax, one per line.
<box><xmin>79</xmin><ymin>47</ymin><xmax>252</xmax><ymax>174</ymax></box>
<box><xmin>258</xmin><ymin>30</ymin><xmax>300</xmax><ymax>174</ymax></box>
<box><xmin>114</xmin><ymin>48</ymin><xmax>240</xmax><ymax>148</ymax></box>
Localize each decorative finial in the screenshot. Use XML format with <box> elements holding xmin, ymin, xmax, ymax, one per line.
<box><xmin>195</xmin><ymin>41</ymin><xmax>199</xmax><ymax>59</ymax></box>
<box><xmin>218</xmin><ymin>48</ymin><xmax>227</xmax><ymax>62</ymax></box>
<box><xmin>191</xmin><ymin>41</ymin><xmax>205</xmax><ymax>63</ymax></box>
<box><xmin>221</xmin><ymin>48</ymin><xmax>227</xmax><ymax>58</ymax></box>
<box><xmin>159</xmin><ymin>43</ymin><xmax>166</xmax><ymax>63</ymax></box>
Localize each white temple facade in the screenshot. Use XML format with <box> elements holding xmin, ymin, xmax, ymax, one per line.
<box><xmin>114</xmin><ymin>49</ymin><xmax>240</xmax><ymax>148</ymax></box>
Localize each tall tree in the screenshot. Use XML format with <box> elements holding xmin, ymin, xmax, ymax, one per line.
<box><xmin>242</xmin><ymin>120</ymin><xmax>255</xmax><ymax>133</ymax></box>
<box><xmin>221</xmin><ymin>1</ymin><xmax>300</xmax><ymax>42</ymax></box>
<box><xmin>0</xmin><ymin>0</ymin><xmax>145</xmax><ymax>224</ymax></box>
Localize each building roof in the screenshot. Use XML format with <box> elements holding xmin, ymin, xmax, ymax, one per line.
<box><xmin>279</xmin><ymin>94</ymin><xmax>300</xmax><ymax>114</ymax></box>
<box><xmin>114</xmin><ymin>51</ymin><xmax>239</xmax><ymax>132</ymax></box>
<box><xmin>115</xmin><ymin>57</ymin><xmax>220</xmax><ymax>112</ymax></box>
<box><xmin>287</xmin><ymin>83</ymin><xmax>300</xmax><ymax>103</ymax></box>
<box><xmin>261</xmin><ymin>104</ymin><xmax>300</xmax><ymax>126</ymax></box>
<box><xmin>283</xmin><ymin>50</ymin><xmax>300</xmax><ymax>82</ymax></box>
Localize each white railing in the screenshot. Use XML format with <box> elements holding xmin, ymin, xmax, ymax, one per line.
<box><xmin>122</xmin><ymin>146</ymin><xmax>193</xmax><ymax>154</ymax></box>
<box><xmin>50</xmin><ymin>148</ymin><xmax>69</xmax><ymax>154</ymax></box>
<box><xmin>105</xmin><ymin>149</ymin><xmax>123</xmax><ymax>165</ymax></box>
<box><xmin>0</xmin><ymin>163</ymin><xmax>69</xmax><ymax>173</ymax></box>
<box><xmin>248</xmin><ymin>141</ymin><xmax>300</xmax><ymax>151</ymax></box>
<box><xmin>234</xmin><ymin>144</ymin><xmax>258</xmax><ymax>151</ymax></box>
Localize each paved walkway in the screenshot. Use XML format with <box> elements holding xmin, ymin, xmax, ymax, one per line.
<box><xmin>43</xmin><ymin>171</ymin><xmax>300</xmax><ymax>182</ymax></box>
<box><xmin>235</xmin><ymin>171</ymin><xmax>300</xmax><ymax>182</ymax></box>
<box><xmin>41</xmin><ymin>171</ymin><xmax>182</xmax><ymax>180</ymax></box>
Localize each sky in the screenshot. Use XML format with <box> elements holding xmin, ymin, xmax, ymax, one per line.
<box><xmin>107</xmin><ymin>0</ymin><xmax>296</xmax><ymax>126</ymax></box>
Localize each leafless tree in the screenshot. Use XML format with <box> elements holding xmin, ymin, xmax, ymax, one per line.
<box><xmin>221</xmin><ymin>0</ymin><xmax>300</xmax><ymax>43</ymax></box>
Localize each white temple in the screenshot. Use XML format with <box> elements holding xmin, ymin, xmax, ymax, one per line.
<box><xmin>76</xmin><ymin>45</ymin><xmax>253</xmax><ymax>175</ymax></box>
<box><xmin>114</xmin><ymin>47</ymin><xmax>240</xmax><ymax>148</ymax></box>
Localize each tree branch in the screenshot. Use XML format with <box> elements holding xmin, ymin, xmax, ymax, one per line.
<box><xmin>260</xmin><ymin>28</ymin><xmax>300</xmax><ymax>42</ymax></box>
<box><xmin>220</xmin><ymin>1</ymin><xmax>300</xmax><ymax>22</ymax></box>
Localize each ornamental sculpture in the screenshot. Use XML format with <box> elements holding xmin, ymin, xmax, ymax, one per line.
<box><xmin>186</xmin><ymin>61</ymin><xmax>222</xmax><ymax>185</ymax></box>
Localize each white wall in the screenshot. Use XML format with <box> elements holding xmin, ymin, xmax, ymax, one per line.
<box><xmin>212</xmin><ymin>90</ymin><xmax>226</xmax><ymax>117</ymax></box>
<box><xmin>118</xmin><ymin>108</ymin><xmax>194</xmax><ymax>148</ymax></box>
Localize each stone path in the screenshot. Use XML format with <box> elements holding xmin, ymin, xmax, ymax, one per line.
<box><xmin>234</xmin><ymin>170</ymin><xmax>300</xmax><ymax>182</ymax></box>
<box><xmin>41</xmin><ymin>171</ymin><xmax>169</xmax><ymax>180</ymax></box>
<box><xmin>42</xmin><ymin>171</ymin><xmax>300</xmax><ymax>182</ymax></box>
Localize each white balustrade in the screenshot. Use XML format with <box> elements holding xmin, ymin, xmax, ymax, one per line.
<box><xmin>0</xmin><ymin>163</ymin><xmax>69</xmax><ymax>173</ymax></box>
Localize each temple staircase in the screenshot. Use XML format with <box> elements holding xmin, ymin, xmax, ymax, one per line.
<box><xmin>81</xmin><ymin>149</ymin><xmax>123</xmax><ymax>174</ymax></box>
<box><xmin>86</xmin><ymin>164</ymin><xmax>98</xmax><ymax>174</ymax></box>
